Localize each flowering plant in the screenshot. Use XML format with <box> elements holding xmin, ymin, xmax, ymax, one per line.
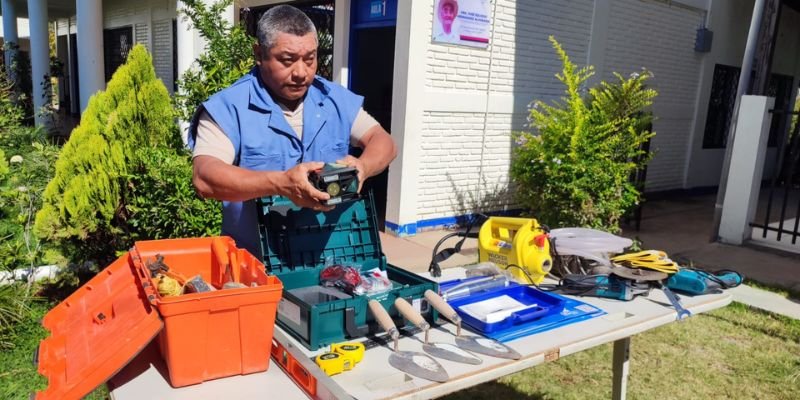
<box><xmin>510</xmin><ymin>37</ymin><xmax>656</xmax><ymax>231</ymax></box>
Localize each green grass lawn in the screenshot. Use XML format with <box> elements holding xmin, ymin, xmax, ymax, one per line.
<box><xmin>0</xmin><ymin>300</ymin><xmax>107</xmax><ymax>400</ymax></box>
<box><xmin>0</xmin><ymin>300</ymin><xmax>48</xmax><ymax>399</ymax></box>
<box><xmin>2</xmin><ymin>300</ymin><xmax>798</xmax><ymax>399</ymax></box>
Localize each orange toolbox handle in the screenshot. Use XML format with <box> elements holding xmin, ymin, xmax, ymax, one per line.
<box><xmin>130</xmin><ymin>251</ymin><xmax>160</xmax><ymax>306</ymax></box>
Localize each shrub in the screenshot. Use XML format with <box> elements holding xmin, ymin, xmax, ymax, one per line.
<box><xmin>174</xmin><ymin>0</ymin><xmax>254</xmax><ymax>122</ymax></box>
<box><xmin>34</xmin><ymin>45</ymin><xmax>180</xmax><ymax>264</ymax></box>
<box><xmin>1</xmin><ymin>42</ymin><xmax>33</xmax><ymax>121</ymax></box>
<box><xmin>0</xmin><ymin>129</ymin><xmax>60</xmax><ymax>272</ymax></box>
<box><xmin>0</xmin><ymin>68</ymin><xmax>60</xmax><ymax>273</ymax></box>
<box><xmin>0</xmin><ymin>69</ymin><xmax>24</xmax><ymax>131</ymax></box>
<box><xmin>510</xmin><ymin>37</ymin><xmax>656</xmax><ymax>232</ymax></box>
<box><xmin>127</xmin><ymin>147</ymin><xmax>221</xmax><ymax>240</ymax></box>
<box><xmin>34</xmin><ymin>45</ymin><xmax>221</xmax><ymax>267</ymax></box>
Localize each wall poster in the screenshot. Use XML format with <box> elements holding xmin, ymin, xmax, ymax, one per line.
<box><xmin>432</xmin><ymin>0</ymin><xmax>491</xmax><ymax>48</ymax></box>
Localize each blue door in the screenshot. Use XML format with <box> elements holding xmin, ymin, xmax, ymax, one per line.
<box><xmin>349</xmin><ymin>0</ymin><xmax>398</xmax><ymax>230</ymax></box>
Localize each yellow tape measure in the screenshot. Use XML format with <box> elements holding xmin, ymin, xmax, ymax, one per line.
<box><xmin>315</xmin><ymin>342</ymin><xmax>365</xmax><ymax>376</ymax></box>
<box><xmin>315</xmin><ymin>352</ymin><xmax>352</xmax><ymax>376</ymax></box>
<box><xmin>331</xmin><ymin>342</ymin><xmax>365</xmax><ymax>363</ymax></box>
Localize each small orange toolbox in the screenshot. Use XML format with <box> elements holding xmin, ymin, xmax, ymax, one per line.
<box><xmin>34</xmin><ymin>236</ymin><xmax>283</xmax><ymax>399</ymax></box>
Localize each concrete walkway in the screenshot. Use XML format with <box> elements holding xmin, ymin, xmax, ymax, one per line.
<box><xmin>379</xmin><ymin>193</ymin><xmax>800</xmax><ymax>320</ymax></box>
<box><xmin>623</xmin><ymin>193</ymin><xmax>800</xmax><ymax>293</ymax></box>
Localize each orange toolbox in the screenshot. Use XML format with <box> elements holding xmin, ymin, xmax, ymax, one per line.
<box><xmin>34</xmin><ymin>236</ymin><xmax>283</xmax><ymax>400</ymax></box>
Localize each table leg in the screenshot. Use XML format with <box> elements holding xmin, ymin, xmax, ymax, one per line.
<box><xmin>612</xmin><ymin>337</ymin><xmax>630</xmax><ymax>400</ymax></box>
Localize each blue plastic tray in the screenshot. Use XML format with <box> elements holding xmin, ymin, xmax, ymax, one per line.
<box><xmin>447</xmin><ymin>284</ymin><xmax>566</xmax><ymax>334</ymax></box>
<box><xmin>484</xmin><ymin>293</ymin><xmax>606</xmax><ymax>342</ymax></box>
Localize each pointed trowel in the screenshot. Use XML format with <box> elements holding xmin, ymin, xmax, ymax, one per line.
<box><xmin>424</xmin><ymin>290</ymin><xmax>522</xmax><ymax>360</ymax></box>
<box><xmin>368</xmin><ymin>299</ymin><xmax>449</xmax><ymax>382</ymax></box>
<box><xmin>394</xmin><ymin>297</ymin><xmax>483</xmax><ymax>365</ymax></box>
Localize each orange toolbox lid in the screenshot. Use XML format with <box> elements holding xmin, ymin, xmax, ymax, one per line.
<box><xmin>34</xmin><ymin>252</ymin><xmax>163</xmax><ymax>400</ymax></box>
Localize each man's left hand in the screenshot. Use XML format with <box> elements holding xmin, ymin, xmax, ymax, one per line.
<box><xmin>338</xmin><ymin>125</ymin><xmax>397</xmax><ymax>193</ymax></box>
<box><xmin>337</xmin><ymin>155</ymin><xmax>366</xmax><ymax>192</ymax></box>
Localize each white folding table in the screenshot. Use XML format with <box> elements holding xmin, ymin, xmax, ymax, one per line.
<box><xmin>109</xmin><ymin>269</ymin><xmax>732</xmax><ymax>400</ymax></box>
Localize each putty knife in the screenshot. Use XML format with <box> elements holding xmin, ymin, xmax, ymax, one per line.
<box><xmin>368</xmin><ymin>300</ymin><xmax>449</xmax><ymax>382</ymax></box>
<box><xmin>424</xmin><ymin>290</ymin><xmax>522</xmax><ymax>360</ymax></box>
<box><xmin>394</xmin><ymin>297</ymin><xmax>482</xmax><ymax>365</ymax></box>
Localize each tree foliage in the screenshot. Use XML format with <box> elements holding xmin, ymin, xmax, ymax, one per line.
<box><xmin>34</xmin><ymin>45</ymin><xmax>181</xmax><ymax>264</ymax></box>
<box><xmin>510</xmin><ymin>37</ymin><xmax>656</xmax><ymax>232</ymax></box>
<box><xmin>174</xmin><ymin>0</ymin><xmax>255</xmax><ymax>122</ymax></box>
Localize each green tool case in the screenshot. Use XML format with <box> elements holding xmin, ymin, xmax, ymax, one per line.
<box><xmin>257</xmin><ymin>193</ymin><xmax>438</xmax><ymax>350</ymax></box>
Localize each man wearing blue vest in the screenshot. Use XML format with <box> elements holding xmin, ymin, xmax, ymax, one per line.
<box><xmin>189</xmin><ymin>5</ymin><xmax>397</xmax><ymax>257</ymax></box>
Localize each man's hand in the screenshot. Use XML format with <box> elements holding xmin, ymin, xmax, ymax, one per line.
<box><xmin>336</xmin><ymin>155</ymin><xmax>367</xmax><ymax>192</ymax></box>
<box><xmin>279</xmin><ymin>162</ymin><xmax>334</xmax><ymax>211</ymax></box>
<box><xmin>343</xmin><ymin>125</ymin><xmax>397</xmax><ymax>192</ymax></box>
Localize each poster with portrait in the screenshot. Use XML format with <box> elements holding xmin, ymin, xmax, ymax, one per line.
<box><xmin>431</xmin><ymin>0</ymin><xmax>491</xmax><ymax>48</ymax></box>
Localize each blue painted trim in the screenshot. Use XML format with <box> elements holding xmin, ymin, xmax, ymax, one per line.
<box><xmin>385</xmin><ymin>209</ymin><xmax>523</xmax><ymax>237</ymax></box>
<box><xmin>417</xmin><ymin>209</ymin><xmax>524</xmax><ymax>230</ymax></box>
<box><xmin>385</xmin><ymin>220</ymin><xmax>417</xmax><ymax>236</ymax></box>
<box><xmin>416</xmin><ymin>215</ymin><xmax>464</xmax><ymax>230</ymax></box>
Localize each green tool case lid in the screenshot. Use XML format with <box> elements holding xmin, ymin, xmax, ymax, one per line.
<box><xmin>256</xmin><ymin>193</ymin><xmax>386</xmax><ymax>273</ymax></box>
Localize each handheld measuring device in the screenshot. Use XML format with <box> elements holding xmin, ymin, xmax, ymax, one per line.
<box><xmin>308</xmin><ymin>163</ymin><xmax>359</xmax><ymax>205</ymax></box>
<box><xmin>314</xmin><ymin>342</ymin><xmax>365</xmax><ymax>376</ymax></box>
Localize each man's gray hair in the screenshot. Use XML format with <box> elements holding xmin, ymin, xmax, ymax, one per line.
<box><xmin>256</xmin><ymin>5</ymin><xmax>318</xmax><ymax>50</ymax></box>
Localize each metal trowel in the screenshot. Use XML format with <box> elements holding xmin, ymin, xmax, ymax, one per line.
<box><xmin>368</xmin><ymin>300</ymin><xmax>449</xmax><ymax>382</ymax></box>
<box><xmin>394</xmin><ymin>297</ymin><xmax>482</xmax><ymax>365</ymax></box>
<box><xmin>424</xmin><ymin>290</ymin><xmax>522</xmax><ymax>360</ymax></box>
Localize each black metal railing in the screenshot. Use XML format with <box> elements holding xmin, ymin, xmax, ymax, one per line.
<box><xmin>750</xmin><ymin>109</ymin><xmax>800</xmax><ymax>245</ymax></box>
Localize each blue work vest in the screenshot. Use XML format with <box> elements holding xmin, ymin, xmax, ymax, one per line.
<box><xmin>189</xmin><ymin>67</ymin><xmax>363</xmax><ymax>257</ymax></box>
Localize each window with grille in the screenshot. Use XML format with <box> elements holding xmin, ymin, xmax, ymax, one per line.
<box><xmin>103</xmin><ymin>26</ymin><xmax>133</xmax><ymax>82</ymax></box>
<box><xmin>703</xmin><ymin>64</ymin><xmax>794</xmax><ymax>149</ymax></box>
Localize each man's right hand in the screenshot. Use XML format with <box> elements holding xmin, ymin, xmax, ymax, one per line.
<box><xmin>279</xmin><ymin>162</ymin><xmax>334</xmax><ymax>211</ymax></box>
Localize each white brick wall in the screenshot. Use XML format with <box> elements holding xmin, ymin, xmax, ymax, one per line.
<box><xmin>489</xmin><ymin>0</ymin><xmax>593</xmax><ymax>95</ymax></box>
<box><xmin>418</xmin><ymin>111</ymin><xmax>485</xmax><ymax>220</ymax></box>
<box><xmin>603</xmin><ymin>0</ymin><xmax>705</xmax><ymax>191</ymax></box>
<box><xmin>152</xmin><ymin>19</ymin><xmax>174</xmax><ymax>94</ymax></box>
<box><xmin>417</xmin><ymin>0</ymin><xmax>595</xmax><ymax>222</ymax></box>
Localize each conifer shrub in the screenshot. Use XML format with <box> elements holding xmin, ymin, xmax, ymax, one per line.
<box><xmin>34</xmin><ymin>45</ymin><xmax>219</xmax><ymax>265</ymax></box>
<box><xmin>510</xmin><ymin>37</ymin><xmax>656</xmax><ymax>232</ymax></box>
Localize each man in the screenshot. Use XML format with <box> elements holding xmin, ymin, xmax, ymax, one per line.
<box><xmin>189</xmin><ymin>5</ymin><xmax>397</xmax><ymax>257</ymax></box>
